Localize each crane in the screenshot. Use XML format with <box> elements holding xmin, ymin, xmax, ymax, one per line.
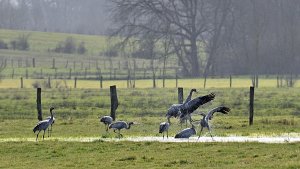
<box><xmin>109</xmin><ymin>121</ymin><xmax>134</xmax><ymax>139</ymax></box>
<box><xmin>174</xmin><ymin>124</ymin><xmax>196</xmax><ymax>139</ymax></box>
<box><xmin>33</xmin><ymin>107</ymin><xmax>55</xmax><ymax>141</ymax></box>
<box><xmin>99</xmin><ymin>115</ymin><xmax>113</xmax><ymax>132</ymax></box>
<box><xmin>166</xmin><ymin>89</ymin><xmax>198</xmax><ymax>124</ymax></box>
<box><xmin>159</xmin><ymin>122</ymin><xmax>170</xmax><ymax>139</ymax></box>
<box><xmin>197</xmin><ymin>106</ymin><xmax>230</xmax><ymax>140</ymax></box>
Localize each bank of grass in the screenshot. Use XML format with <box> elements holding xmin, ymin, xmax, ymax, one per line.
<box><xmin>0</xmin><ymin>141</ymin><xmax>300</xmax><ymax>169</ymax></box>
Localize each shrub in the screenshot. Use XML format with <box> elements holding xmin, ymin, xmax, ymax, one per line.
<box><xmin>0</xmin><ymin>40</ymin><xmax>8</xmax><ymax>49</ymax></box>
<box><xmin>10</xmin><ymin>34</ymin><xmax>30</xmax><ymax>50</ymax></box>
<box><xmin>53</xmin><ymin>37</ymin><xmax>86</xmax><ymax>55</ymax></box>
<box><xmin>77</xmin><ymin>42</ymin><xmax>87</xmax><ymax>54</ymax></box>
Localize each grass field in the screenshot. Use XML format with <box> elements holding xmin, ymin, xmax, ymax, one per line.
<box><xmin>0</xmin><ymin>29</ymin><xmax>109</xmax><ymax>54</ymax></box>
<box><xmin>1</xmin><ymin>86</ymin><xmax>300</xmax><ymax>168</ymax></box>
<box><xmin>0</xmin><ymin>141</ymin><xmax>300</xmax><ymax>168</ymax></box>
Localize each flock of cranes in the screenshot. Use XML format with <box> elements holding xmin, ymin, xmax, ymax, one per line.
<box><xmin>32</xmin><ymin>89</ymin><xmax>230</xmax><ymax>141</ymax></box>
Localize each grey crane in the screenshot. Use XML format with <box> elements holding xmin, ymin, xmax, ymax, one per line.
<box><xmin>166</xmin><ymin>89</ymin><xmax>198</xmax><ymax>124</ymax></box>
<box><xmin>197</xmin><ymin>106</ymin><xmax>230</xmax><ymax>140</ymax></box>
<box><xmin>45</xmin><ymin>115</ymin><xmax>55</xmax><ymax>137</ymax></box>
<box><xmin>99</xmin><ymin>115</ymin><xmax>113</xmax><ymax>132</ymax></box>
<box><xmin>179</xmin><ymin>92</ymin><xmax>216</xmax><ymax>125</ymax></box>
<box><xmin>33</xmin><ymin>107</ymin><xmax>55</xmax><ymax>141</ymax></box>
<box><xmin>108</xmin><ymin>121</ymin><xmax>134</xmax><ymax>139</ymax></box>
<box><xmin>159</xmin><ymin>122</ymin><xmax>170</xmax><ymax>139</ymax></box>
<box><xmin>174</xmin><ymin>124</ymin><xmax>196</xmax><ymax>139</ymax></box>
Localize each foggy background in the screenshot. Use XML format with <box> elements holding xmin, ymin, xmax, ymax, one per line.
<box><xmin>0</xmin><ymin>0</ymin><xmax>300</xmax><ymax>77</ymax></box>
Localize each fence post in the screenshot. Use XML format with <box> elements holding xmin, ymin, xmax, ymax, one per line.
<box><xmin>52</xmin><ymin>58</ymin><xmax>55</xmax><ymax>69</ymax></box>
<box><xmin>48</xmin><ymin>77</ymin><xmax>51</xmax><ymax>88</ymax></box>
<box><xmin>178</xmin><ymin>87</ymin><xmax>183</xmax><ymax>104</ymax></box>
<box><xmin>74</xmin><ymin>77</ymin><xmax>77</xmax><ymax>88</ymax></box>
<box><xmin>12</xmin><ymin>69</ymin><xmax>14</xmax><ymax>79</ymax></box>
<box><xmin>230</xmin><ymin>75</ymin><xmax>232</xmax><ymax>88</ymax></box>
<box><xmin>20</xmin><ymin>77</ymin><xmax>23</xmax><ymax>88</ymax></box>
<box><xmin>37</xmin><ymin>88</ymin><xmax>42</xmax><ymax>121</ymax></box>
<box><xmin>32</xmin><ymin>58</ymin><xmax>35</xmax><ymax>68</ymax></box>
<box><xmin>69</xmin><ymin>68</ymin><xmax>72</xmax><ymax>79</ymax></box>
<box><xmin>26</xmin><ymin>69</ymin><xmax>28</xmax><ymax>79</ymax></box>
<box><xmin>110</xmin><ymin>85</ymin><xmax>118</xmax><ymax>121</ymax></box>
<box><xmin>249</xmin><ymin>86</ymin><xmax>255</xmax><ymax>125</ymax></box>
<box><xmin>204</xmin><ymin>75</ymin><xmax>207</xmax><ymax>89</ymax></box>
<box><xmin>152</xmin><ymin>73</ymin><xmax>156</xmax><ymax>88</ymax></box>
<box><xmin>175</xmin><ymin>73</ymin><xmax>178</xmax><ymax>88</ymax></box>
<box><xmin>100</xmin><ymin>76</ymin><xmax>103</xmax><ymax>89</ymax></box>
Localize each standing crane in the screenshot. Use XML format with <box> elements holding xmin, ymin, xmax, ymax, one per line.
<box><xmin>109</xmin><ymin>121</ymin><xmax>134</xmax><ymax>139</ymax></box>
<box><xmin>45</xmin><ymin>115</ymin><xmax>55</xmax><ymax>137</ymax></box>
<box><xmin>99</xmin><ymin>115</ymin><xmax>113</xmax><ymax>132</ymax></box>
<box><xmin>166</xmin><ymin>89</ymin><xmax>198</xmax><ymax>124</ymax></box>
<box><xmin>33</xmin><ymin>107</ymin><xmax>55</xmax><ymax>141</ymax></box>
<box><xmin>174</xmin><ymin>124</ymin><xmax>196</xmax><ymax>139</ymax></box>
<box><xmin>159</xmin><ymin>122</ymin><xmax>170</xmax><ymax>139</ymax></box>
<box><xmin>197</xmin><ymin>106</ymin><xmax>230</xmax><ymax>140</ymax></box>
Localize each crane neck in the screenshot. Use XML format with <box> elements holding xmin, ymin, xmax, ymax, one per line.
<box><xmin>49</xmin><ymin>109</ymin><xmax>54</xmax><ymax>121</ymax></box>
<box><xmin>127</xmin><ymin>123</ymin><xmax>133</xmax><ymax>129</ymax></box>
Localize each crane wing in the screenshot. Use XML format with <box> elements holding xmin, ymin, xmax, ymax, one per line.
<box><xmin>184</xmin><ymin>93</ymin><xmax>215</xmax><ymax>113</ymax></box>
<box><xmin>206</xmin><ymin>106</ymin><xmax>230</xmax><ymax>120</ymax></box>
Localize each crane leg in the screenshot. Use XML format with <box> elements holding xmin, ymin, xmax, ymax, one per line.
<box><xmin>167</xmin><ymin>130</ymin><xmax>169</xmax><ymax>139</ymax></box>
<box><xmin>50</xmin><ymin>124</ymin><xmax>53</xmax><ymax>137</ymax></box>
<box><xmin>36</xmin><ymin>131</ymin><xmax>41</xmax><ymax>142</ymax></box>
<box><xmin>208</xmin><ymin>127</ymin><xmax>214</xmax><ymax>141</ymax></box>
<box><xmin>197</xmin><ymin>127</ymin><xmax>204</xmax><ymax>141</ymax></box>
<box><xmin>43</xmin><ymin>130</ymin><xmax>46</xmax><ymax>140</ymax></box>
<box><xmin>106</xmin><ymin>125</ymin><xmax>108</xmax><ymax>132</ymax></box>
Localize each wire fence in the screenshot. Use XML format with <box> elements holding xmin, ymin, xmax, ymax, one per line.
<box><xmin>0</xmin><ymin>87</ymin><xmax>299</xmax><ymax>121</ymax></box>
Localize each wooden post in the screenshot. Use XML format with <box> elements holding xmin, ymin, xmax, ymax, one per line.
<box><xmin>84</xmin><ymin>68</ymin><xmax>87</xmax><ymax>79</ymax></box>
<box><xmin>110</xmin><ymin>85</ymin><xmax>118</xmax><ymax>121</ymax></box>
<box><xmin>127</xmin><ymin>75</ymin><xmax>130</xmax><ymax>88</ymax></box>
<box><xmin>12</xmin><ymin>69</ymin><xmax>14</xmax><ymax>79</ymax></box>
<box><xmin>69</xmin><ymin>68</ymin><xmax>72</xmax><ymax>79</ymax></box>
<box><xmin>40</xmin><ymin>69</ymin><xmax>43</xmax><ymax>79</ymax></box>
<box><xmin>52</xmin><ymin>58</ymin><xmax>55</xmax><ymax>69</ymax></box>
<box><xmin>26</xmin><ymin>69</ymin><xmax>28</xmax><ymax>79</ymax></box>
<box><xmin>74</xmin><ymin>77</ymin><xmax>77</xmax><ymax>88</ymax></box>
<box><xmin>178</xmin><ymin>87</ymin><xmax>183</xmax><ymax>104</ymax></box>
<box><xmin>229</xmin><ymin>75</ymin><xmax>232</xmax><ymax>88</ymax></box>
<box><xmin>277</xmin><ymin>75</ymin><xmax>279</xmax><ymax>88</ymax></box>
<box><xmin>48</xmin><ymin>77</ymin><xmax>51</xmax><ymax>88</ymax></box>
<box><xmin>249</xmin><ymin>86</ymin><xmax>254</xmax><ymax>125</ymax></box>
<box><xmin>255</xmin><ymin>75</ymin><xmax>258</xmax><ymax>88</ymax></box>
<box><xmin>54</xmin><ymin>68</ymin><xmax>57</xmax><ymax>79</ymax></box>
<box><xmin>100</xmin><ymin>76</ymin><xmax>103</xmax><ymax>89</ymax></box>
<box><xmin>204</xmin><ymin>75</ymin><xmax>207</xmax><ymax>88</ymax></box>
<box><xmin>114</xmin><ymin>69</ymin><xmax>116</xmax><ymax>80</ymax></box>
<box><xmin>175</xmin><ymin>73</ymin><xmax>178</xmax><ymax>88</ymax></box>
<box><xmin>37</xmin><ymin>88</ymin><xmax>42</xmax><ymax>121</ymax></box>
<box><xmin>20</xmin><ymin>77</ymin><xmax>23</xmax><ymax>88</ymax></box>
<box><xmin>152</xmin><ymin>73</ymin><xmax>156</xmax><ymax>88</ymax></box>
<box><xmin>32</xmin><ymin>58</ymin><xmax>35</xmax><ymax>68</ymax></box>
